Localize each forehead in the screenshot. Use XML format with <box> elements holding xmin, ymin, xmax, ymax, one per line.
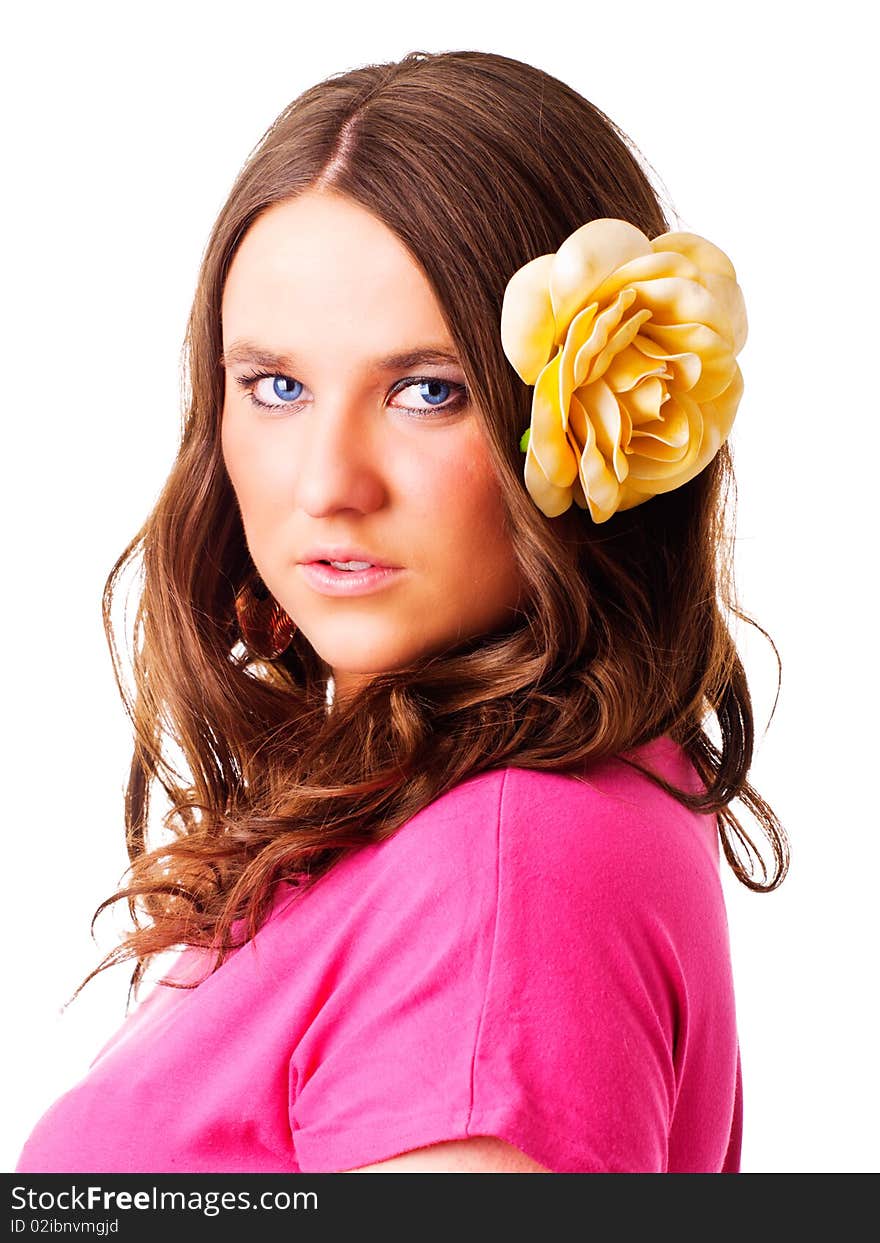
<box><xmin>221</xmin><ymin>191</ymin><xmax>452</xmax><ymax>356</ymax></box>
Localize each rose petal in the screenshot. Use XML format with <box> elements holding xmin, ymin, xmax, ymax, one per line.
<box><xmin>619</xmin><ymin>403</ymin><xmax>634</xmax><ymax>457</ymax></box>
<box><xmin>689</xmin><ymin>364</ymin><xmax>743</xmax><ymax>474</ymax></box>
<box><xmin>633</xmin><ymin>273</ymin><xmax>746</xmax><ymax>356</ymax></box>
<box><xmin>588</xmin><ymin>249</ymin><xmax>701</xmax><ymax>310</ymax></box>
<box><xmin>524</xmin><ymin>441</ymin><xmax>575</xmax><ymax>517</ymax></box>
<box><xmin>626</xmin><ymin>392</ymin><xmax>705</xmax><ymax>487</ymax></box>
<box><xmin>500</xmin><ymin>253</ymin><xmax>556</xmax><ymax>385</ymax></box>
<box><xmin>571</xmin><ymin>477</ymin><xmax>590</xmax><ymax>510</ymax></box>
<box><xmin>529</xmin><ymin>351</ymin><xmax>578</xmax><ymax>488</ymax></box>
<box><xmin>549</xmin><ymin>219</ymin><xmax>652</xmax><ymax>338</ymax></box>
<box><xmin>573</xmin><ymin>288</ymin><xmax>637</xmax><ymax>387</ymax></box>
<box><xmin>569</xmin><ymin>393</ymin><xmax>621</xmax><ymax>523</ymax></box>
<box><xmin>585</xmin><ymin>307</ymin><xmax>652</xmax><ymax>386</ymax></box>
<box><xmin>620</xmin><ymin>375</ymin><xmax>668</xmax><ymax>424</ymax></box>
<box><xmin>559</xmin><ymin>302</ymin><xmax>599</xmax><ymax>418</ymax></box>
<box><xmin>632</xmin><ymin>335</ymin><xmax>702</xmax><ymax>393</ymax></box>
<box><xmin>614</xmin><ymin>482</ymin><xmax>656</xmax><ymax>514</ymax></box>
<box><xmin>578</xmin><ymin>378</ymin><xmax>629</xmax><ymax>484</ymax></box>
<box><xmin>604</xmin><ymin>344</ymin><xmax>670</xmax><ymax>397</ymax></box>
<box><xmin>629</xmin><ymin>400</ymin><xmax>691</xmax><ymax>460</ymax></box>
<box><xmin>626</xmin><ymin>275</ymin><xmax>725</xmax><ymax>334</ymax></box>
<box><xmin>638</xmin><ymin>323</ymin><xmax>736</xmax><ymax>402</ymax></box>
<box><xmin>702</xmin><ymin>272</ymin><xmax>748</xmax><ymax>353</ymax></box>
<box><xmin>650</xmin><ymin>231</ymin><xmax>737</xmax><ymax>281</ymax></box>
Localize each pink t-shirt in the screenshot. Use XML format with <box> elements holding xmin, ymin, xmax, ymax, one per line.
<box><xmin>16</xmin><ymin>735</ymin><xmax>742</xmax><ymax>1173</ymax></box>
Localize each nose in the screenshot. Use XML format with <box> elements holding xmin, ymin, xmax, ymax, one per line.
<box><xmin>294</xmin><ymin>393</ymin><xmax>388</xmax><ymax>518</ymax></box>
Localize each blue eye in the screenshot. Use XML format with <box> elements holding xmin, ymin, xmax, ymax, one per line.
<box><xmin>268</xmin><ymin>377</ymin><xmax>302</xmax><ymax>402</ymax></box>
<box><xmin>392</xmin><ymin>377</ymin><xmax>467</xmax><ymax>417</ymax></box>
<box><xmin>234</xmin><ymin>373</ymin><xmax>304</xmax><ymax>412</ymax></box>
<box><xmin>417</xmin><ymin>380</ymin><xmax>451</xmax><ymax>405</ymax></box>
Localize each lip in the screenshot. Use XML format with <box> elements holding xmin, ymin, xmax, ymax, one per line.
<box><xmin>299</xmin><ymin>546</ymin><xmax>399</xmax><ymax>570</ymax></box>
<box><xmin>299</xmin><ymin>562</ymin><xmax>404</xmax><ymax>597</ymax></box>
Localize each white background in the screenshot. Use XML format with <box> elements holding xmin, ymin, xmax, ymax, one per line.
<box><xmin>3</xmin><ymin>0</ymin><xmax>877</xmax><ymax>1174</ymax></box>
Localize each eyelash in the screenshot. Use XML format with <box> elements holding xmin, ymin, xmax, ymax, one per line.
<box><xmin>233</xmin><ymin>370</ymin><xmax>469</xmax><ymax>418</ymax></box>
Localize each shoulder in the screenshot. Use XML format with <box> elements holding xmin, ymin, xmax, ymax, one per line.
<box><xmin>500</xmin><ymin>736</ymin><xmax>720</xmax><ymax>878</ymax></box>
<box><xmin>316</xmin><ymin>734</ymin><xmax>721</xmax><ymax>943</ymax></box>
<box><xmin>393</xmin><ymin>734</ymin><xmax>718</xmax><ymax>886</ymax></box>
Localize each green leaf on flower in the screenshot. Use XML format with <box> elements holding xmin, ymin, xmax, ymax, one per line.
<box><xmin>519</xmin><ymin>427</ymin><xmax>531</xmax><ymax>453</ymax></box>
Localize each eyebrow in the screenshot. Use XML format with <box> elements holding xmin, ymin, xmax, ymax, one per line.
<box><xmin>219</xmin><ymin>339</ymin><xmax>463</xmax><ymax>372</ymax></box>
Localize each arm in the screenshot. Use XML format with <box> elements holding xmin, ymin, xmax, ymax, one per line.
<box><xmin>346</xmin><ymin>1136</ymin><xmax>551</xmax><ymax>1173</ymax></box>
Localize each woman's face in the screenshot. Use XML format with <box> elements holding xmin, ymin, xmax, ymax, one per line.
<box><xmin>220</xmin><ymin>190</ymin><xmax>525</xmax><ymax>701</ymax></box>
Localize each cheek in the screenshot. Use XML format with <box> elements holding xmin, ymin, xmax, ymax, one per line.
<box><xmin>221</xmin><ymin>409</ymin><xmax>285</xmax><ymax>520</ymax></box>
<box><xmin>425</xmin><ymin>430</ymin><xmax>515</xmax><ymax>562</ymax></box>
<box><xmin>220</xmin><ymin>407</ymin><xmax>249</xmax><ymax>497</ymax></box>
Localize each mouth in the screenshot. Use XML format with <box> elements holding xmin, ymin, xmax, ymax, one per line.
<box><xmin>299</xmin><ymin>547</ymin><xmax>399</xmax><ymax>570</ymax></box>
<box><xmin>312</xmin><ymin>558</ymin><xmax>378</xmax><ymax>572</ymax></box>
<box><xmin>299</xmin><ymin>560</ymin><xmax>404</xmax><ymax>597</ymax></box>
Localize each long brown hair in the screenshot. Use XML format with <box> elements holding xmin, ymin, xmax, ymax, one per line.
<box><xmin>81</xmin><ymin>49</ymin><xmax>788</xmax><ymax>1006</ymax></box>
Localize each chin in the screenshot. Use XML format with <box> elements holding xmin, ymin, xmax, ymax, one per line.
<box><xmin>325</xmin><ymin>645</ymin><xmax>435</xmax><ymax>694</ymax></box>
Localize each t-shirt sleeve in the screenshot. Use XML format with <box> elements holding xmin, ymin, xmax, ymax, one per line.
<box><xmin>467</xmin><ymin>766</ymin><xmax>684</xmax><ymax>1172</ymax></box>
<box><xmin>288</xmin><ymin>765</ymin><xmax>701</xmax><ymax>1173</ymax></box>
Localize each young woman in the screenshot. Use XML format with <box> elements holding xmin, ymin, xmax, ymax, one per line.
<box><xmin>16</xmin><ymin>48</ymin><xmax>787</xmax><ymax>1175</ymax></box>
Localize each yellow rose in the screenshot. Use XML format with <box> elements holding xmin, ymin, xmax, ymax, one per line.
<box><xmin>500</xmin><ymin>218</ymin><xmax>747</xmax><ymax>523</ymax></box>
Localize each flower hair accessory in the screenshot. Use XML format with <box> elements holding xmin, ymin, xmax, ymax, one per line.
<box><xmin>500</xmin><ymin>218</ymin><xmax>747</xmax><ymax>523</ymax></box>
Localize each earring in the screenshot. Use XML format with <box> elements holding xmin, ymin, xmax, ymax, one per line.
<box><xmin>234</xmin><ymin>575</ymin><xmax>296</xmax><ymax>660</ymax></box>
